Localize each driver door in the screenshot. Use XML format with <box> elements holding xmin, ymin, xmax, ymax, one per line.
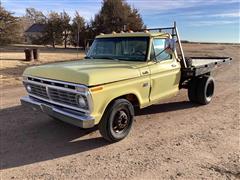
<box><xmin>148</xmin><ymin>38</ymin><xmax>181</xmax><ymax>102</ymax></box>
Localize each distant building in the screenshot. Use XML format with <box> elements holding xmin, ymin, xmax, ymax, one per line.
<box><xmin>24</xmin><ymin>24</ymin><xmax>46</xmax><ymax>44</ymax></box>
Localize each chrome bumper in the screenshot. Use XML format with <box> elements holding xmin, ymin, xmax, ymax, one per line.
<box><xmin>20</xmin><ymin>96</ymin><xmax>95</xmax><ymax>128</ymax></box>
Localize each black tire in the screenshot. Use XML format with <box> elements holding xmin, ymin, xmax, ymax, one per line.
<box><xmin>188</xmin><ymin>78</ymin><xmax>198</xmax><ymax>102</ymax></box>
<box><xmin>196</xmin><ymin>76</ymin><xmax>215</xmax><ymax>105</ymax></box>
<box><xmin>98</xmin><ymin>99</ymin><xmax>134</xmax><ymax>143</ymax></box>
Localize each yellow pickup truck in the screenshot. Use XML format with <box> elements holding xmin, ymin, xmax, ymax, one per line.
<box><xmin>21</xmin><ymin>22</ymin><xmax>231</xmax><ymax>142</ymax></box>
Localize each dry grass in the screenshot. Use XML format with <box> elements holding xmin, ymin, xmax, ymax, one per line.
<box><xmin>0</xmin><ymin>46</ymin><xmax>85</xmax><ymax>86</ymax></box>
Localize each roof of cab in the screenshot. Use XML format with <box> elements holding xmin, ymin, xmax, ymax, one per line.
<box><xmin>96</xmin><ymin>32</ymin><xmax>170</xmax><ymax>38</ymax></box>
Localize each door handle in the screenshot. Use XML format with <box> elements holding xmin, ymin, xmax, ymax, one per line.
<box><xmin>171</xmin><ymin>64</ymin><xmax>177</xmax><ymax>67</ymax></box>
<box><xmin>142</xmin><ymin>71</ymin><xmax>149</xmax><ymax>75</ymax></box>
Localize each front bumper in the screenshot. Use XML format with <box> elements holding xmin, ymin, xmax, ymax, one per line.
<box><xmin>20</xmin><ymin>96</ymin><xmax>95</xmax><ymax>128</ymax></box>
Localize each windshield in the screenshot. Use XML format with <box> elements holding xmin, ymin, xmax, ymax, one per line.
<box><xmin>86</xmin><ymin>37</ymin><xmax>149</xmax><ymax>61</ymax></box>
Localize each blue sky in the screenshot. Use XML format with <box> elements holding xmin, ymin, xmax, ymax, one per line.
<box><xmin>2</xmin><ymin>0</ymin><xmax>240</xmax><ymax>43</ymax></box>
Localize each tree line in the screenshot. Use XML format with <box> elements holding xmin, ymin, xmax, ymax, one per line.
<box><xmin>0</xmin><ymin>0</ymin><xmax>145</xmax><ymax>47</ymax></box>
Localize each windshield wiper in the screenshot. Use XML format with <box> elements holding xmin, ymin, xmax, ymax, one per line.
<box><xmin>94</xmin><ymin>57</ymin><xmax>119</xmax><ymax>60</ymax></box>
<box><xmin>85</xmin><ymin>56</ymin><xmax>118</xmax><ymax>60</ymax></box>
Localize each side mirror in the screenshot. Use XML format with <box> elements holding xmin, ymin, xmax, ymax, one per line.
<box><xmin>164</xmin><ymin>39</ymin><xmax>176</xmax><ymax>54</ymax></box>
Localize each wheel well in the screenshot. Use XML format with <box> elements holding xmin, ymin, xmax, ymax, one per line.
<box><xmin>119</xmin><ymin>94</ymin><xmax>140</xmax><ymax>107</ymax></box>
<box><xmin>100</xmin><ymin>94</ymin><xmax>140</xmax><ymax>123</ymax></box>
<box><xmin>109</xmin><ymin>94</ymin><xmax>140</xmax><ymax>108</ymax></box>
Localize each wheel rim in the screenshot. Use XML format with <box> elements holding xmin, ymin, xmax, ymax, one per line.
<box><xmin>206</xmin><ymin>80</ymin><xmax>214</xmax><ymax>100</ymax></box>
<box><xmin>112</xmin><ymin>110</ymin><xmax>130</xmax><ymax>133</ymax></box>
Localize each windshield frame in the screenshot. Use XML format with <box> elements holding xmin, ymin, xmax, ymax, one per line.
<box><xmin>86</xmin><ymin>36</ymin><xmax>150</xmax><ymax>62</ymax></box>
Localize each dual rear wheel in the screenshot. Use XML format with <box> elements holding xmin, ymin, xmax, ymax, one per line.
<box><xmin>188</xmin><ymin>76</ymin><xmax>215</xmax><ymax>105</ymax></box>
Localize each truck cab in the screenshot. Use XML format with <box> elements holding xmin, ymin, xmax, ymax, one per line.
<box><xmin>88</xmin><ymin>32</ymin><xmax>181</xmax><ymax>104</ymax></box>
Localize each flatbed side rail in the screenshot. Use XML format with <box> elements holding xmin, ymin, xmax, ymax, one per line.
<box><xmin>181</xmin><ymin>57</ymin><xmax>232</xmax><ymax>78</ymax></box>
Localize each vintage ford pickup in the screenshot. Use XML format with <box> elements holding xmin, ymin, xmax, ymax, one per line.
<box><xmin>21</xmin><ymin>22</ymin><xmax>231</xmax><ymax>142</ymax></box>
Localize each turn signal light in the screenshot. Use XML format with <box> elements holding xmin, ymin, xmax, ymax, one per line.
<box><xmin>90</xmin><ymin>86</ymin><xmax>103</xmax><ymax>92</ymax></box>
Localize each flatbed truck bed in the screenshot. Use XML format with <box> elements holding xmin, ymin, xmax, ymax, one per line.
<box><xmin>145</xmin><ymin>22</ymin><xmax>232</xmax><ymax>107</ymax></box>
<box><xmin>182</xmin><ymin>56</ymin><xmax>232</xmax><ymax>78</ymax></box>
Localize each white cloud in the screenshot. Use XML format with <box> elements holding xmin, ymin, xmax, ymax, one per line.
<box><xmin>210</xmin><ymin>12</ymin><xmax>240</xmax><ymax>18</ymax></box>
<box><xmin>189</xmin><ymin>20</ymin><xmax>238</xmax><ymax>26</ymax></box>
<box><xmin>127</xmin><ymin>0</ymin><xmax>240</xmax><ymax>12</ymax></box>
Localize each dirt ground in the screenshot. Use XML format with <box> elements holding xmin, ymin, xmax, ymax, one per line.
<box><xmin>0</xmin><ymin>46</ymin><xmax>85</xmax><ymax>87</ymax></box>
<box><xmin>0</xmin><ymin>43</ymin><xmax>239</xmax><ymax>180</ymax></box>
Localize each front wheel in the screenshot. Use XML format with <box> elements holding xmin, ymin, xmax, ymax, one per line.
<box><xmin>98</xmin><ymin>99</ymin><xmax>134</xmax><ymax>143</ymax></box>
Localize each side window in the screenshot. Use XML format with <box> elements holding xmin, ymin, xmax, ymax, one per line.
<box><xmin>152</xmin><ymin>39</ymin><xmax>171</xmax><ymax>61</ymax></box>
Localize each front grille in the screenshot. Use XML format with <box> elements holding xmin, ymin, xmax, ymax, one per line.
<box><xmin>28</xmin><ymin>77</ymin><xmax>75</xmax><ymax>89</ymax></box>
<box><xmin>48</xmin><ymin>88</ymin><xmax>78</xmax><ymax>107</ymax></box>
<box><xmin>27</xmin><ymin>82</ymin><xmax>80</xmax><ymax>108</ymax></box>
<box><xmin>24</xmin><ymin>77</ymin><xmax>90</xmax><ymax>112</ymax></box>
<box><xmin>29</xmin><ymin>83</ymin><xmax>48</xmax><ymax>99</ymax></box>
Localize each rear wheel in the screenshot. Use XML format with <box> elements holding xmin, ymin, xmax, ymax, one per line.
<box><xmin>188</xmin><ymin>78</ymin><xmax>198</xmax><ymax>102</ymax></box>
<box><xmin>98</xmin><ymin>99</ymin><xmax>134</xmax><ymax>143</ymax></box>
<box><xmin>196</xmin><ymin>76</ymin><xmax>215</xmax><ymax>105</ymax></box>
<box><xmin>188</xmin><ymin>76</ymin><xmax>215</xmax><ymax>105</ymax></box>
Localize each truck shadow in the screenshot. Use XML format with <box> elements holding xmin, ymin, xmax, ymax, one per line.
<box><xmin>0</xmin><ymin>105</ymin><xmax>108</xmax><ymax>170</ymax></box>
<box><xmin>135</xmin><ymin>101</ymin><xmax>200</xmax><ymax>116</ymax></box>
<box><xmin>0</xmin><ymin>101</ymin><xmax>198</xmax><ymax>169</ymax></box>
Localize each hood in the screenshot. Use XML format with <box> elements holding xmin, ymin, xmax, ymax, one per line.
<box><xmin>23</xmin><ymin>59</ymin><xmax>147</xmax><ymax>86</ymax></box>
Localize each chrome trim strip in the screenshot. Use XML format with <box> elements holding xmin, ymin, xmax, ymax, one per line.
<box><xmin>52</xmin><ymin>107</ymin><xmax>93</xmax><ymax>121</ymax></box>
<box><xmin>21</xmin><ymin>96</ymin><xmax>95</xmax><ymax>128</ymax></box>
<box><xmin>45</xmin><ymin>85</ymin><xmax>52</xmax><ymax>100</ymax></box>
<box><xmin>26</xmin><ymin>75</ymin><xmax>88</xmax><ymax>90</ymax></box>
<box><xmin>24</xmin><ymin>80</ymin><xmax>86</xmax><ymax>95</ymax></box>
<box><xmin>23</xmin><ymin>76</ymin><xmax>93</xmax><ymax>114</ymax></box>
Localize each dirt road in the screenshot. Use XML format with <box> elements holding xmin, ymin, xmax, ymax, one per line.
<box><xmin>0</xmin><ymin>43</ymin><xmax>239</xmax><ymax>179</ymax></box>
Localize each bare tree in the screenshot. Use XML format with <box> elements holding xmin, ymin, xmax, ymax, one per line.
<box><xmin>61</xmin><ymin>11</ymin><xmax>71</xmax><ymax>48</ymax></box>
<box><xmin>70</xmin><ymin>11</ymin><xmax>86</xmax><ymax>47</ymax></box>
<box><xmin>0</xmin><ymin>6</ymin><xmax>21</xmax><ymax>45</ymax></box>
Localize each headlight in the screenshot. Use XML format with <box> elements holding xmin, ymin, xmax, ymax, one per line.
<box><xmin>26</xmin><ymin>84</ymin><xmax>32</xmax><ymax>93</ymax></box>
<box><xmin>77</xmin><ymin>95</ymin><xmax>87</xmax><ymax>108</ymax></box>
